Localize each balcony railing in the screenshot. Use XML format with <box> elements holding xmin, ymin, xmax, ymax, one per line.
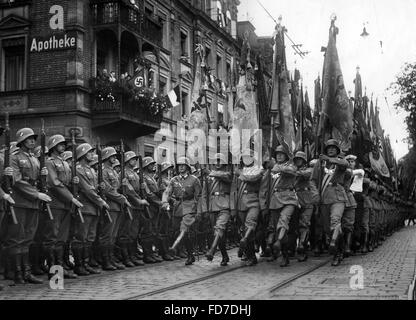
<box><xmin>91</xmin><ymin>0</ymin><xmax>162</xmax><ymax>47</ymax></box>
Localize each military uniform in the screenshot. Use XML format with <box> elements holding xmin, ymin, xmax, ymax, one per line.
<box><xmin>163</xmin><ymin>157</ymin><xmax>201</xmax><ymax>265</ymax></box>
<box><xmin>341</xmin><ymin>168</ymin><xmax>357</xmax><ymax>257</ymax></box>
<box><xmin>75</xmin><ymin>143</ymin><xmax>107</xmax><ymax>275</ymax></box>
<box><xmin>201</xmin><ymin>154</ymin><xmax>232</xmax><ymax>266</ymax></box>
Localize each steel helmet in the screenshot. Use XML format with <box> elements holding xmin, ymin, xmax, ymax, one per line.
<box><xmin>124</xmin><ymin>151</ymin><xmax>138</xmax><ymax>163</ymax></box>
<box><xmin>62</xmin><ymin>151</ymin><xmax>73</xmax><ymax>161</ymax></box>
<box><xmin>16</xmin><ymin>128</ymin><xmax>38</xmax><ymax>146</ymax></box>
<box><xmin>47</xmin><ymin>134</ymin><xmax>66</xmax><ymax>151</ymax></box>
<box><xmin>177</xmin><ymin>157</ymin><xmax>191</xmax><ymax>169</ymax></box>
<box><xmin>293</xmin><ymin>151</ymin><xmax>307</xmax><ymax>163</ymax></box>
<box><xmin>142</xmin><ymin>156</ymin><xmax>156</xmax><ymax>168</ymax></box>
<box><xmin>275</xmin><ymin>145</ymin><xmax>289</xmax><ymax>157</ymax></box>
<box><xmin>161</xmin><ymin>162</ymin><xmax>174</xmax><ymax>173</ymax></box>
<box><xmin>76</xmin><ymin>143</ymin><xmax>94</xmax><ymax>160</ymax></box>
<box><xmin>324</xmin><ymin>139</ymin><xmax>341</xmax><ymax>154</ymax></box>
<box><xmin>101</xmin><ymin>147</ymin><xmax>117</xmax><ymax>161</ymax></box>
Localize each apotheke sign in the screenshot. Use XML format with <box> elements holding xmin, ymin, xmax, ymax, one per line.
<box><xmin>30</xmin><ymin>4</ymin><xmax>77</xmax><ymax>53</ymax></box>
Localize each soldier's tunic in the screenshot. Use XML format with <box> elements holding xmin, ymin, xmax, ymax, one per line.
<box><xmin>43</xmin><ymin>154</ymin><xmax>75</xmax><ymax>252</ymax></box>
<box><xmin>4</xmin><ymin>150</ymin><xmax>40</xmax><ymax>255</ymax></box>
<box><xmin>200</xmin><ymin>170</ymin><xmax>232</xmax><ymax>237</ymax></box>
<box><xmin>100</xmin><ymin>163</ymin><xmax>127</xmax><ymax>246</ymax></box>
<box><xmin>123</xmin><ymin>167</ymin><xmax>145</xmax><ymax>243</ymax></box>
<box><xmin>158</xmin><ymin>174</ymin><xmax>172</xmax><ymax>242</ymax></box>
<box><xmin>341</xmin><ymin>169</ymin><xmax>357</xmax><ymax>233</ymax></box>
<box><xmin>0</xmin><ymin>152</ymin><xmax>8</xmax><ymax>244</ymax></box>
<box><xmin>359</xmin><ymin>178</ymin><xmax>371</xmax><ymax>235</ymax></box>
<box><xmin>266</xmin><ymin>162</ymin><xmax>298</xmax><ymax>234</ymax></box>
<box><xmin>235</xmin><ymin>167</ymin><xmax>263</xmax><ymax>232</ymax></box>
<box><xmin>368</xmin><ymin>183</ymin><xmax>377</xmax><ymax>239</ymax></box>
<box><xmin>162</xmin><ymin>173</ymin><xmax>201</xmax><ymax>233</ymax></box>
<box><xmin>311</xmin><ymin>157</ymin><xmax>349</xmax><ymax>236</ymax></box>
<box><xmin>75</xmin><ymin>163</ymin><xmax>106</xmax><ymax>248</ymax></box>
<box><xmin>143</xmin><ymin>172</ymin><xmax>162</xmax><ymax>243</ymax></box>
<box><xmin>295</xmin><ymin>166</ymin><xmax>319</xmax><ymax>231</ymax></box>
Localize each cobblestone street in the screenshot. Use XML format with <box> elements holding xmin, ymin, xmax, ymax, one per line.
<box><xmin>1</xmin><ymin>225</ymin><xmax>415</xmax><ymax>300</ymax></box>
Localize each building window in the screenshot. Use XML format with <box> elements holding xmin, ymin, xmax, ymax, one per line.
<box><xmin>216</xmin><ymin>54</ymin><xmax>222</xmax><ymax>78</ymax></box>
<box><xmin>159</xmin><ymin>76</ymin><xmax>167</xmax><ymax>95</ymax></box>
<box><xmin>180</xmin><ymin>30</ymin><xmax>189</xmax><ymax>58</ymax></box>
<box><xmin>181</xmin><ymin>91</ymin><xmax>189</xmax><ymax>117</ymax></box>
<box><xmin>226</xmin><ymin>61</ymin><xmax>231</xmax><ymax>85</ymax></box>
<box><xmin>218</xmin><ymin>103</ymin><xmax>224</xmax><ymax>127</ymax></box>
<box><xmin>144</xmin><ymin>144</ymin><xmax>155</xmax><ymax>158</ymax></box>
<box><xmin>2</xmin><ymin>37</ymin><xmax>25</xmax><ymax>92</ymax></box>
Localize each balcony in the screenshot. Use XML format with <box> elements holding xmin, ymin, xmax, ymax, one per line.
<box><xmin>91</xmin><ymin>0</ymin><xmax>162</xmax><ymax>47</ymax></box>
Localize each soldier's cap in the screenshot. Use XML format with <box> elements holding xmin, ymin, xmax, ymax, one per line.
<box><xmin>76</xmin><ymin>143</ymin><xmax>94</xmax><ymax>160</ymax></box>
<box><xmin>345</xmin><ymin>154</ymin><xmax>357</xmax><ymax>161</ymax></box>
<box><xmin>211</xmin><ymin>153</ymin><xmax>227</xmax><ymax>165</ymax></box>
<box><xmin>47</xmin><ymin>134</ymin><xmax>66</xmax><ymax>151</ymax></box>
<box><xmin>16</xmin><ymin>128</ymin><xmax>38</xmax><ymax>146</ymax></box>
<box><xmin>275</xmin><ymin>145</ymin><xmax>289</xmax><ymax>157</ymax></box>
<box><xmin>62</xmin><ymin>151</ymin><xmax>73</xmax><ymax>162</ymax></box>
<box><xmin>112</xmin><ymin>159</ymin><xmax>121</xmax><ymax>168</ymax></box>
<box><xmin>124</xmin><ymin>151</ymin><xmax>138</xmax><ymax>163</ymax></box>
<box><xmin>34</xmin><ymin>145</ymin><xmax>49</xmax><ymax>157</ymax></box>
<box><xmin>176</xmin><ymin>157</ymin><xmax>191</xmax><ymax>170</ymax></box>
<box><xmin>324</xmin><ymin>139</ymin><xmax>341</xmax><ymax>154</ymax></box>
<box><xmin>90</xmin><ymin>154</ymin><xmax>99</xmax><ymax>166</ymax></box>
<box><xmin>101</xmin><ymin>147</ymin><xmax>117</xmax><ymax>161</ymax></box>
<box><xmin>293</xmin><ymin>151</ymin><xmax>307</xmax><ymax>163</ymax></box>
<box><xmin>161</xmin><ymin>162</ymin><xmax>174</xmax><ymax>173</ymax></box>
<box><xmin>142</xmin><ymin>156</ymin><xmax>156</xmax><ymax>168</ymax></box>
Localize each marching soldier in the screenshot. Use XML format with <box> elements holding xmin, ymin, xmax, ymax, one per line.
<box><xmin>121</xmin><ymin>151</ymin><xmax>149</xmax><ymax>266</ymax></box>
<box><xmin>44</xmin><ymin>134</ymin><xmax>82</xmax><ymax>279</ymax></box>
<box><xmin>311</xmin><ymin>139</ymin><xmax>349</xmax><ymax>267</ymax></box>
<box><xmin>163</xmin><ymin>157</ymin><xmax>202</xmax><ymax>266</ymax></box>
<box><xmin>74</xmin><ymin>143</ymin><xmax>107</xmax><ymax>275</ymax></box>
<box><xmin>3</xmin><ymin>128</ymin><xmax>51</xmax><ymax>284</ymax></box>
<box><xmin>264</xmin><ymin>146</ymin><xmax>298</xmax><ymax>267</ymax></box>
<box><xmin>157</xmin><ymin>162</ymin><xmax>175</xmax><ymax>261</ymax></box>
<box><xmin>293</xmin><ymin>151</ymin><xmax>319</xmax><ymax>262</ymax></box>
<box><xmin>113</xmin><ymin>159</ymin><xmax>121</xmax><ymax>175</ymax></box>
<box><xmin>202</xmin><ymin>153</ymin><xmax>232</xmax><ymax>266</ymax></box>
<box><xmin>141</xmin><ymin>157</ymin><xmax>164</xmax><ymax>263</ymax></box>
<box><xmin>236</xmin><ymin>154</ymin><xmax>263</xmax><ymax>266</ymax></box>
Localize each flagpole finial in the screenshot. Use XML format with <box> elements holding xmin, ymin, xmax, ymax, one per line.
<box><xmin>330</xmin><ymin>13</ymin><xmax>337</xmax><ymax>22</ymax></box>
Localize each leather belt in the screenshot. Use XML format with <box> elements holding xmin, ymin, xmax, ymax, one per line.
<box><xmin>243</xmin><ymin>190</ymin><xmax>256</xmax><ymax>194</ymax></box>
<box><xmin>213</xmin><ymin>192</ymin><xmax>230</xmax><ymax>196</ymax></box>
<box><xmin>295</xmin><ymin>187</ymin><xmax>310</xmax><ymax>192</ymax></box>
<box><xmin>23</xmin><ymin>177</ymin><xmax>37</xmax><ymax>186</ymax></box>
<box><xmin>274</xmin><ymin>188</ymin><xmax>294</xmax><ymax>192</ymax></box>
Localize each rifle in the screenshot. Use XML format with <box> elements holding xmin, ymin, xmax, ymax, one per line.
<box><xmin>96</xmin><ymin>139</ymin><xmax>112</xmax><ymax>223</ymax></box>
<box><xmin>138</xmin><ymin>155</ymin><xmax>151</xmax><ymax>219</ymax></box>
<box><xmin>120</xmin><ymin>139</ymin><xmax>133</xmax><ymax>221</ymax></box>
<box><xmin>71</xmin><ymin>129</ymin><xmax>84</xmax><ymax>224</ymax></box>
<box><xmin>3</xmin><ymin>113</ymin><xmax>17</xmax><ymax>224</ymax></box>
<box><xmin>39</xmin><ymin>119</ymin><xmax>53</xmax><ymax>220</ymax></box>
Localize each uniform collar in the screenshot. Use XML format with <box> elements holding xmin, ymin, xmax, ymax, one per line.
<box><xmin>180</xmin><ymin>173</ymin><xmax>189</xmax><ymax>180</ymax></box>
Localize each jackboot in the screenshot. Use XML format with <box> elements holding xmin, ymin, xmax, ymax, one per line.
<box><xmin>184</xmin><ymin>237</ymin><xmax>195</xmax><ymax>266</ymax></box>
<box><xmin>44</xmin><ymin>246</ymin><xmax>55</xmax><ymax>279</ymax></box>
<box><xmin>128</xmin><ymin>242</ymin><xmax>144</xmax><ymax>266</ymax></box>
<box><xmin>100</xmin><ymin>246</ymin><xmax>116</xmax><ymax>271</ymax></box>
<box><xmin>360</xmin><ymin>232</ymin><xmax>369</xmax><ymax>254</ymax></box>
<box><xmin>31</xmin><ymin>244</ymin><xmax>45</xmax><ymax>276</ymax></box>
<box><xmin>331</xmin><ymin>252</ymin><xmax>342</xmax><ymax>266</ymax></box>
<box><xmin>83</xmin><ymin>245</ymin><xmax>101</xmax><ymax>274</ymax></box>
<box><xmin>142</xmin><ymin>240</ymin><xmax>157</xmax><ymax>264</ymax></box>
<box><xmin>368</xmin><ymin>231</ymin><xmax>374</xmax><ymax>252</ymax></box>
<box><xmin>245</xmin><ymin>242</ymin><xmax>257</xmax><ymax>266</ymax></box>
<box><xmin>206</xmin><ymin>233</ymin><xmax>221</xmax><ymax>262</ymax></box>
<box><xmin>280</xmin><ymin>244</ymin><xmax>290</xmax><ymax>267</ymax></box>
<box><xmin>22</xmin><ymin>252</ymin><xmax>43</xmax><ymax>284</ymax></box>
<box><xmin>272</xmin><ymin>228</ymin><xmax>287</xmax><ymax>259</ymax></box>
<box><xmin>63</xmin><ymin>243</ymin><xmax>74</xmax><ymax>270</ymax></box>
<box><xmin>109</xmin><ymin>245</ymin><xmax>125</xmax><ymax>270</ymax></box>
<box><xmin>55</xmin><ymin>246</ymin><xmax>77</xmax><ymax>279</ymax></box>
<box><xmin>13</xmin><ymin>253</ymin><xmax>25</xmax><ymax>285</ymax></box>
<box><xmin>157</xmin><ymin>237</ymin><xmax>174</xmax><ymax>261</ymax></box>
<box><xmin>120</xmin><ymin>243</ymin><xmax>134</xmax><ymax>268</ymax></box>
<box><xmin>239</xmin><ymin>227</ymin><xmax>253</xmax><ymax>252</ymax></box>
<box><xmin>343</xmin><ymin>232</ymin><xmax>352</xmax><ymax>258</ymax></box>
<box><xmin>89</xmin><ymin>245</ymin><xmax>100</xmax><ymax>268</ymax></box>
<box><xmin>265</xmin><ymin>232</ymin><xmax>274</xmax><ymax>261</ymax></box>
<box><xmin>329</xmin><ymin>227</ymin><xmax>342</xmax><ymax>255</ymax></box>
<box><xmin>219</xmin><ymin>239</ymin><xmax>229</xmax><ymax>266</ymax></box>
<box><xmin>73</xmin><ymin>245</ymin><xmax>89</xmax><ymax>276</ymax></box>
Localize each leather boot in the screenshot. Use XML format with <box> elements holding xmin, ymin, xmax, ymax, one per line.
<box><xmin>219</xmin><ymin>239</ymin><xmax>229</xmax><ymax>266</ymax></box>
<box><xmin>109</xmin><ymin>245</ymin><xmax>125</xmax><ymax>270</ymax></box>
<box><xmin>272</xmin><ymin>228</ymin><xmax>287</xmax><ymax>259</ymax></box>
<box><xmin>297</xmin><ymin>229</ymin><xmax>309</xmax><ymax>262</ymax></box>
<box><xmin>83</xmin><ymin>245</ymin><xmax>101</xmax><ymax>274</ymax></box>
<box><xmin>142</xmin><ymin>240</ymin><xmax>157</xmax><ymax>264</ymax></box>
<box><xmin>158</xmin><ymin>237</ymin><xmax>174</xmax><ymax>261</ymax></box>
<box><xmin>184</xmin><ymin>237</ymin><xmax>195</xmax><ymax>266</ymax></box>
<box><xmin>22</xmin><ymin>252</ymin><xmax>43</xmax><ymax>284</ymax></box>
<box><xmin>344</xmin><ymin>232</ymin><xmax>352</xmax><ymax>258</ymax></box>
<box><xmin>120</xmin><ymin>243</ymin><xmax>134</xmax><ymax>268</ymax></box>
<box><xmin>73</xmin><ymin>245</ymin><xmax>89</xmax><ymax>276</ymax></box>
<box><xmin>100</xmin><ymin>246</ymin><xmax>116</xmax><ymax>271</ymax></box>
<box><xmin>55</xmin><ymin>246</ymin><xmax>78</xmax><ymax>279</ymax></box>
<box><xmin>128</xmin><ymin>242</ymin><xmax>144</xmax><ymax>266</ymax></box>
<box><xmin>89</xmin><ymin>245</ymin><xmax>100</xmax><ymax>268</ymax></box>
<box><xmin>360</xmin><ymin>232</ymin><xmax>369</xmax><ymax>254</ymax></box>
<box><xmin>13</xmin><ymin>253</ymin><xmax>25</xmax><ymax>285</ymax></box>
<box><xmin>239</xmin><ymin>227</ymin><xmax>253</xmax><ymax>252</ymax></box>
<box><xmin>280</xmin><ymin>243</ymin><xmax>290</xmax><ymax>267</ymax></box>
<box><xmin>206</xmin><ymin>233</ymin><xmax>221</xmax><ymax>262</ymax></box>
<box><xmin>329</xmin><ymin>227</ymin><xmax>342</xmax><ymax>255</ymax></box>
<box><xmin>31</xmin><ymin>244</ymin><xmax>45</xmax><ymax>276</ymax></box>
<box><xmin>368</xmin><ymin>231</ymin><xmax>374</xmax><ymax>252</ymax></box>
<box><xmin>331</xmin><ymin>252</ymin><xmax>342</xmax><ymax>266</ymax></box>
<box><xmin>63</xmin><ymin>243</ymin><xmax>74</xmax><ymax>270</ymax></box>
<box><xmin>265</xmin><ymin>232</ymin><xmax>274</xmax><ymax>261</ymax></box>
<box><xmin>44</xmin><ymin>246</ymin><xmax>55</xmax><ymax>279</ymax></box>
<box><xmin>245</xmin><ymin>242</ymin><xmax>257</xmax><ymax>266</ymax></box>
